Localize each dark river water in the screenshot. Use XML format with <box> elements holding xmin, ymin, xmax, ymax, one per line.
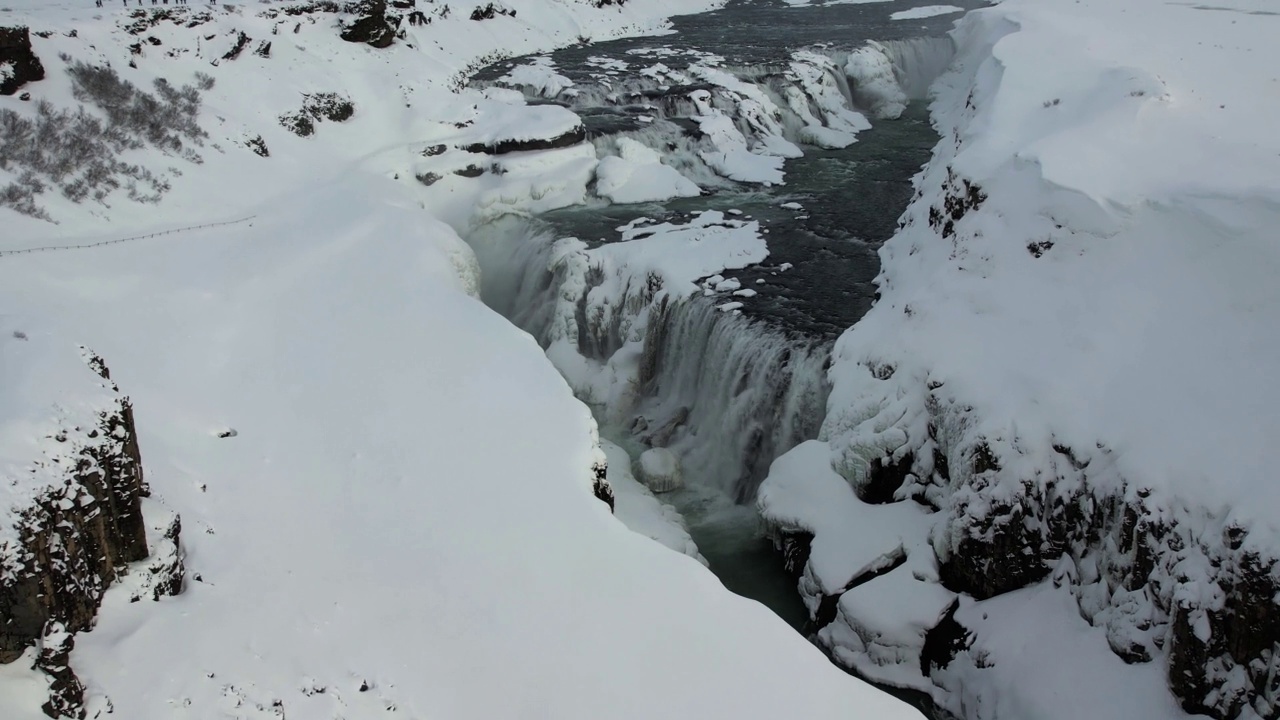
<box><xmin>470</xmin><ymin>2</ymin><xmax>985</xmax><ymax>716</ymax></box>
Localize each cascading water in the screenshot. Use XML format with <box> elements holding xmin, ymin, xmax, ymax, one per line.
<box><xmin>634</xmin><ymin>299</ymin><xmax>829</xmax><ymax>502</ymax></box>
<box><xmin>464</xmin><ymin>2</ymin><xmax>978</xmax><ymax>715</ymax></box>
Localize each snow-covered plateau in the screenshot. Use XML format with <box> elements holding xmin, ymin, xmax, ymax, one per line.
<box><xmin>756</xmin><ymin>2</ymin><xmax>1280</xmax><ymax>720</ymax></box>
<box><xmin>0</xmin><ymin>0</ymin><xmax>922</xmax><ymax>718</ymax></box>
<box><xmin>1</xmin><ymin>0</ymin><xmax>1277</xmax><ymax>719</ymax></box>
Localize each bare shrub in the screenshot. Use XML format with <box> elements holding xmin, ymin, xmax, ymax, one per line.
<box><xmin>0</xmin><ymin>61</ymin><xmax>209</xmax><ymax>219</ymax></box>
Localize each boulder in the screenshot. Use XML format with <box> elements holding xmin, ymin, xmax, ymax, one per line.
<box><xmin>0</xmin><ymin>27</ymin><xmax>46</xmax><ymax>96</ymax></box>
<box><xmin>637</xmin><ymin>448</ymin><xmax>683</xmax><ymax>493</ymax></box>
<box><xmin>340</xmin><ymin>0</ymin><xmax>395</xmax><ymax>48</ymax></box>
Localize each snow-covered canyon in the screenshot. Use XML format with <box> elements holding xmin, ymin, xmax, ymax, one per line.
<box><xmin>1</xmin><ymin>0</ymin><xmax>1277</xmax><ymax>719</ymax></box>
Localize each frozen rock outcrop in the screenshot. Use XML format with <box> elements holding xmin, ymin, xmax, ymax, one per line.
<box><xmin>0</xmin><ymin>328</ymin><xmax>181</xmax><ymax>717</ymax></box>
<box><xmin>0</xmin><ymin>27</ymin><xmax>45</xmax><ymax>96</ymax></box>
<box><xmin>637</xmin><ymin>448</ymin><xmax>682</xmax><ymax>492</ymax></box>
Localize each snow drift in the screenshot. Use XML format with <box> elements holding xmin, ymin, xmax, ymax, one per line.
<box><xmin>759</xmin><ymin>1</ymin><xmax>1280</xmax><ymax>718</ymax></box>
<box><xmin>0</xmin><ymin>0</ymin><xmax>921</xmax><ymax>718</ymax></box>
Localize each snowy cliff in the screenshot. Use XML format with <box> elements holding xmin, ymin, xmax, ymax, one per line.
<box><xmin>759</xmin><ymin>1</ymin><xmax>1280</xmax><ymax>718</ymax></box>
<box><xmin>0</xmin><ymin>0</ymin><xmax>921</xmax><ymax>719</ymax></box>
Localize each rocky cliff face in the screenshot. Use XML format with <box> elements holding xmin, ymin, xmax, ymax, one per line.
<box><xmin>0</xmin><ymin>343</ymin><xmax>182</xmax><ymax>718</ymax></box>
<box><xmin>757</xmin><ymin>8</ymin><xmax>1280</xmax><ymax>716</ymax></box>
<box><xmin>0</xmin><ymin>26</ymin><xmax>46</xmax><ymax>96</ymax></box>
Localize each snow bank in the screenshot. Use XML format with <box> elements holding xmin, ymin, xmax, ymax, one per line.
<box><xmin>0</xmin><ymin>0</ymin><xmax>923</xmax><ymax>718</ymax></box>
<box><xmin>498</xmin><ymin>55</ymin><xmax>574</xmax><ymax>97</ymax></box>
<box><xmin>603</xmin><ymin>440</ymin><xmax>704</xmax><ymax>563</ymax></box>
<box><xmin>763</xmin><ymin>0</ymin><xmax>1280</xmax><ymax>717</ymax></box>
<box><xmin>595</xmin><ymin>137</ymin><xmax>702</xmax><ymax>203</ymax></box>
<box><xmin>891</xmin><ymin>5</ymin><xmax>963</xmax><ymax>21</ymax></box>
<box><xmin>0</xmin><ymin>170</ymin><xmax>915</xmax><ymax>720</ymax></box>
<box><xmin>933</xmin><ymin>585</ymin><xmax>1190</xmax><ymax>720</ymax></box>
<box><xmin>0</xmin><ymin>326</ymin><xmax>119</xmax><ymax>552</ymax></box>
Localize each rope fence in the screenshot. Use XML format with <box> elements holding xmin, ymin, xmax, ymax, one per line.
<box><xmin>0</xmin><ymin>215</ymin><xmax>257</xmax><ymax>258</ymax></box>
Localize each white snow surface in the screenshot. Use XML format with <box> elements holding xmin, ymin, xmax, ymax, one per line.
<box><xmin>498</xmin><ymin>55</ymin><xmax>575</xmax><ymax>97</ymax></box>
<box><xmin>760</xmin><ymin>0</ymin><xmax>1280</xmax><ymax>717</ymax></box>
<box><xmin>602</xmin><ymin>440</ymin><xmax>704</xmax><ymax>563</ymax></box>
<box><xmin>595</xmin><ymin>137</ymin><xmax>702</xmax><ymax>203</ymax></box>
<box><xmin>0</xmin><ymin>325</ymin><xmax>120</xmax><ymax>557</ymax></box>
<box><xmin>0</xmin><ymin>1</ymin><xmax>920</xmax><ymax>718</ymax></box>
<box><xmin>825</xmin><ymin>0</ymin><xmax>1280</xmax><ymax>547</ymax></box>
<box><xmin>891</xmin><ymin>5</ymin><xmax>964</xmax><ymax>20</ymax></box>
<box><xmin>0</xmin><ymin>649</ymin><xmax>52</xmax><ymax>720</ymax></box>
<box><xmin>933</xmin><ymin>584</ymin><xmax>1191</xmax><ymax>720</ymax></box>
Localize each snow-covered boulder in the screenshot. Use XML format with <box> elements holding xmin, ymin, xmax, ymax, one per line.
<box><xmin>638</xmin><ymin>448</ymin><xmax>683</xmax><ymax>492</ymax></box>
<box><xmin>0</xmin><ymin>329</ymin><xmax>180</xmax><ymax>717</ymax></box>
<box><xmin>595</xmin><ymin>137</ymin><xmax>701</xmax><ymax>204</ymax></box>
<box><xmin>0</xmin><ymin>26</ymin><xmax>44</xmax><ymax>96</ymax></box>
<box><xmin>762</xmin><ymin>1</ymin><xmax>1280</xmax><ymax>718</ymax></box>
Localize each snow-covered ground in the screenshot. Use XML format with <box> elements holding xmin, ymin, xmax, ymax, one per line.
<box><xmin>759</xmin><ymin>0</ymin><xmax>1280</xmax><ymax>718</ymax></box>
<box><xmin>0</xmin><ymin>0</ymin><xmax>923</xmax><ymax>718</ymax></box>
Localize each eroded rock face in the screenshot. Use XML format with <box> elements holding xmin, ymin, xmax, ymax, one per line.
<box><xmin>0</xmin><ymin>27</ymin><xmax>47</xmax><ymax>96</ymax></box>
<box><xmin>591</xmin><ymin>456</ymin><xmax>615</xmax><ymax>512</ymax></box>
<box><xmin>340</xmin><ymin>0</ymin><xmax>396</xmax><ymax>48</ymax></box>
<box><xmin>0</xmin><ymin>348</ymin><xmax>181</xmax><ymax>717</ymax></box>
<box><xmin>0</xmin><ymin>353</ymin><xmax>149</xmax><ymax>664</ymax></box>
<box><xmin>837</xmin><ymin>378</ymin><xmax>1280</xmax><ymax>720</ymax></box>
<box><xmin>461</xmin><ymin>125</ymin><xmax>587</xmax><ymax>155</ymax></box>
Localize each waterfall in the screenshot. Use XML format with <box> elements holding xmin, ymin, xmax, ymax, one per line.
<box><xmin>876</xmin><ymin>37</ymin><xmax>957</xmax><ymax>99</ymax></box>
<box><xmin>466</xmin><ymin>216</ymin><xmax>832</xmax><ymax>503</ymax></box>
<box><xmin>462</xmin><ymin>36</ymin><xmax>958</xmax><ymax>503</ymax></box>
<box><xmin>636</xmin><ymin>298</ymin><xmax>831</xmax><ymax>502</ymax></box>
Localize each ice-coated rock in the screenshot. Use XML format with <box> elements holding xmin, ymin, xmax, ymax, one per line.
<box><xmin>637</xmin><ymin>448</ymin><xmax>683</xmax><ymax>493</ymax></box>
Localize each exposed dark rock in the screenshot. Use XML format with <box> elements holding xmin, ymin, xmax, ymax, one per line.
<box><xmin>38</xmin><ymin>624</ymin><xmax>85</xmax><ymax>719</ymax></box>
<box><xmin>470</xmin><ymin>3</ymin><xmax>516</xmax><ymax>21</ymax></box>
<box><xmin>221</xmin><ymin>31</ymin><xmax>251</xmax><ymax>61</ymax></box>
<box><xmin>255</xmin><ymin>40</ymin><xmax>272</xmax><ymax>58</ymax></box>
<box><xmin>453</xmin><ymin>164</ymin><xmax>485</xmax><ymax>178</ymax></box>
<box><xmin>259</xmin><ymin>0</ymin><xmax>339</xmax><ymax>19</ymax></box>
<box><xmin>778</xmin><ymin>530</ymin><xmax>813</xmax><ymax>581</ymax></box>
<box><xmin>305</xmin><ymin>92</ymin><xmax>355</xmax><ymax>122</ymax></box>
<box><xmin>0</xmin><ymin>27</ymin><xmax>47</xmax><ymax>96</ymax></box>
<box><xmin>859</xmin><ymin>450</ymin><xmax>914</xmax><ymax>504</ymax></box>
<box><xmin>591</xmin><ymin>457</ymin><xmax>615</xmax><ymax>512</ymax></box>
<box><xmin>1027</xmin><ymin>239</ymin><xmax>1054</xmax><ymax>258</ymax></box>
<box><xmin>245</xmin><ymin>135</ymin><xmax>269</xmax><ymax>157</ymax></box>
<box><xmin>340</xmin><ymin>0</ymin><xmax>396</xmax><ymax>49</ymax></box>
<box><xmin>461</xmin><ymin>124</ymin><xmax>587</xmax><ymax>155</ymax></box>
<box><xmin>279</xmin><ymin>111</ymin><xmax>315</xmax><ymax>137</ymax></box>
<box><xmin>0</xmin><ymin>350</ymin><xmax>180</xmax><ymax>718</ymax></box>
<box><xmin>938</xmin><ymin>493</ymin><xmax>1054</xmax><ymax>599</ymax></box>
<box><xmin>920</xmin><ymin>600</ymin><xmax>972</xmax><ymax>676</ymax></box>
<box><xmin>415</xmin><ymin>172</ymin><xmax>441</xmax><ymax>186</ymax></box>
<box><xmin>122</xmin><ymin>8</ymin><xmax>213</xmax><ymax>35</ymax></box>
<box><xmin>0</xmin><ymin>353</ymin><xmax>152</xmax><ymax>665</ymax></box>
<box><xmin>927</xmin><ymin>168</ymin><xmax>986</xmax><ymax>240</ymax></box>
<box><xmin>1167</xmin><ymin>549</ymin><xmax>1280</xmax><ymax>718</ymax></box>
<box><xmin>279</xmin><ymin>93</ymin><xmax>355</xmax><ymax>136</ymax></box>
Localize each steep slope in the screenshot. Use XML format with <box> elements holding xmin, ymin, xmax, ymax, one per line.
<box><xmin>759</xmin><ymin>1</ymin><xmax>1280</xmax><ymax>718</ymax></box>
<box><xmin>0</xmin><ymin>1</ymin><xmax>920</xmax><ymax>719</ymax></box>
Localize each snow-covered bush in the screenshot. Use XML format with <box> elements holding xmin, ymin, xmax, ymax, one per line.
<box><xmin>278</xmin><ymin>92</ymin><xmax>355</xmax><ymax>136</ymax></box>
<box><xmin>0</xmin><ymin>61</ymin><xmax>210</xmax><ymax>218</ymax></box>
